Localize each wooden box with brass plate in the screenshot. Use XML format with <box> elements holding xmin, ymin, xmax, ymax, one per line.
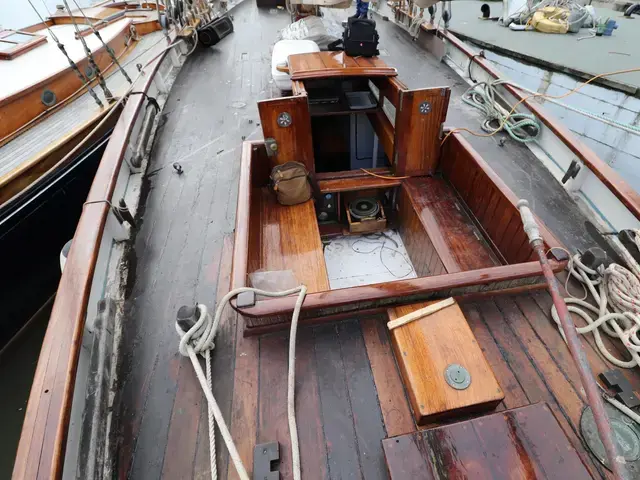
<box><xmin>387</xmin><ymin>298</ymin><xmax>504</xmax><ymax>425</ymax></box>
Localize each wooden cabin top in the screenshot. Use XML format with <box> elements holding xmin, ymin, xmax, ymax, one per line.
<box><xmin>288</xmin><ymin>51</ymin><xmax>397</xmax><ymax>80</ymax></box>
<box><xmin>0</xmin><ymin>18</ymin><xmax>132</xmax><ymax>102</ymax></box>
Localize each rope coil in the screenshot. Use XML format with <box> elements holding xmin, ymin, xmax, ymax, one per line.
<box><xmin>552</xmin><ymin>240</ymin><xmax>640</xmax><ymax>369</ymax></box>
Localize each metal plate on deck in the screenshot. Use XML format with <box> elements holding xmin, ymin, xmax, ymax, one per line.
<box><xmin>580</xmin><ymin>403</ymin><xmax>640</xmax><ymax>474</ymax></box>
<box><xmin>444</xmin><ymin>364</ymin><xmax>471</xmax><ymax>390</ymax></box>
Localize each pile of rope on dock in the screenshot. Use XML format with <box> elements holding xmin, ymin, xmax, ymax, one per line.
<box><xmin>503</xmin><ymin>0</ymin><xmax>595</xmax><ymax>33</ymax></box>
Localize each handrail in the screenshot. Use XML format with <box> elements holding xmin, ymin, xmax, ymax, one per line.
<box><xmin>11</xmin><ymin>36</ymin><xmax>173</xmax><ymax>480</ymax></box>
<box><xmin>435</xmin><ymin>28</ymin><xmax>640</xmax><ymax>221</ymax></box>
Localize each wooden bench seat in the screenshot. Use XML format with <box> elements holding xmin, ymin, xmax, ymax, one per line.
<box><xmin>248</xmin><ymin>187</ymin><xmax>329</xmax><ymax>293</ymax></box>
<box><xmin>403</xmin><ymin>177</ymin><xmax>501</xmax><ymax>273</ymax></box>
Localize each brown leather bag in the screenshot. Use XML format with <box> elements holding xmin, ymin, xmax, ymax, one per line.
<box><xmin>270</xmin><ymin>162</ymin><xmax>312</xmax><ymax>206</ymax></box>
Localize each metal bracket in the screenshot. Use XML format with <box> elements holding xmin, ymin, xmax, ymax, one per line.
<box><xmin>561</xmin><ymin>159</ymin><xmax>581</xmax><ymax>184</ymax></box>
<box><xmin>600</xmin><ymin>370</ymin><xmax>640</xmax><ymax>409</ymax></box>
<box><xmin>253</xmin><ymin>442</ymin><xmax>279</xmax><ymax>480</ymax></box>
<box><xmin>444</xmin><ymin>364</ymin><xmax>471</xmax><ymax>390</ymax></box>
<box><xmin>265</xmin><ymin>138</ymin><xmax>278</xmax><ymax>157</ymax></box>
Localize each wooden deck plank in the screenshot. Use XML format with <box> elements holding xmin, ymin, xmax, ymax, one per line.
<box><xmin>476</xmin><ymin>298</ymin><xmax>606</xmax><ymax>479</ymax></box>
<box><xmin>360</xmin><ymin>317</ymin><xmax>415</xmax><ymax>437</ymax></box>
<box><xmin>193</xmin><ymin>235</ymin><xmax>237</xmax><ymax>480</ymax></box>
<box><xmin>313</xmin><ymin>324</ymin><xmax>362</xmax><ymax>480</ymax></box>
<box><xmin>258</xmin><ymin>333</ymin><xmax>294</xmax><ymax>479</ymax></box>
<box><xmin>336</xmin><ymin>320</ymin><xmax>388</xmax><ymax>480</ymax></box>
<box><xmin>295</xmin><ymin>328</ymin><xmax>330</xmax><ymax>480</ymax></box>
<box><xmin>461</xmin><ymin>303</ymin><xmax>529</xmax><ymax>410</ymax></box>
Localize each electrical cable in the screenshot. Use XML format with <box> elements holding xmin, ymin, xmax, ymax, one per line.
<box><xmin>349</xmin><ymin>231</ymin><xmax>415</xmax><ymax>279</ymax></box>
<box><xmin>360</xmin><ymin>168</ymin><xmax>410</xmax><ymax>180</ymax></box>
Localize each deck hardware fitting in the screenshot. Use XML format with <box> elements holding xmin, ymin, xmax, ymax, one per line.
<box><xmin>173</xmin><ymin>162</ymin><xmax>183</xmax><ymax>174</ymax></box>
<box><xmin>444</xmin><ymin>364</ymin><xmax>471</xmax><ymax>390</ymax></box>
<box><xmin>561</xmin><ymin>159</ymin><xmax>582</xmax><ymax>184</ymax></box>
<box><xmin>277</xmin><ymin>111</ymin><xmax>292</xmax><ymax>127</ymax></box>
<box><xmin>265</xmin><ymin>138</ymin><xmax>278</xmax><ymax>157</ymax></box>
<box><xmin>41</xmin><ymin>89</ymin><xmax>57</xmax><ymax>107</ymax></box>
<box><xmin>581</xmin><ymin>404</ymin><xmax>640</xmax><ymax>474</ymax></box>
<box><xmin>600</xmin><ymin>370</ymin><xmax>640</xmax><ymax>409</ymax></box>
<box><xmin>253</xmin><ymin>442</ymin><xmax>280</xmax><ymax>480</ymax></box>
<box><xmin>419</xmin><ymin>101</ymin><xmax>431</xmax><ymax>114</ymax></box>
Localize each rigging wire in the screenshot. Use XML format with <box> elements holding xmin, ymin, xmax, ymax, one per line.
<box><xmin>70</xmin><ymin>0</ymin><xmax>133</xmax><ymax>84</ymax></box>
<box><xmin>61</xmin><ymin>0</ymin><xmax>115</xmax><ymax>102</ymax></box>
<box><xmin>26</xmin><ymin>0</ymin><xmax>105</xmax><ymax>108</ymax></box>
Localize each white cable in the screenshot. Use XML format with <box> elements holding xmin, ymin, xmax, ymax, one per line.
<box><xmin>176</xmin><ymin>285</ymin><xmax>307</xmax><ymax>480</ymax></box>
<box><xmin>551</xmin><ymin>240</ymin><xmax>640</xmax><ymax>369</ymax></box>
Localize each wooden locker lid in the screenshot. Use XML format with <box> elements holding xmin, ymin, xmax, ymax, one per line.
<box><xmin>388</xmin><ymin>299</ymin><xmax>504</xmax><ymax>425</ymax></box>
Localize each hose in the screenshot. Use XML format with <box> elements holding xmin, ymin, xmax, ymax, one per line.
<box><xmin>176</xmin><ymin>285</ymin><xmax>307</xmax><ymax>480</ymax></box>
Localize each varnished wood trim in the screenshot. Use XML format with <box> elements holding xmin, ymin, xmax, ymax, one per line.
<box><xmin>291</xmin><ymin>80</ymin><xmax>306</xmax><ymax>96</ymax></box>
<box><xmin>231</xmin><ymin>141</ymin><xmax>258</xmax><ymax>290</ymax></box>
<box><xmin>0</xmin><ymin>34</ymin><xmax>47</xmax><ymax>60</ymax></box>
<box><xmin>236</xmin><ymin>260</ymin><xmax>564</xmax><ymax>320</ymax></box>
<box><xmin>12</xmin><ymin>36</ymin><xmax>172</xmax><ymax>480</ymax></box>
<box><xmin>442</xmin><ymin>132</ymin><xmax>564</xmax><ymax>254</ymax></box>
<box><xmin>318</xmin><ymin>175</ymin><xmax>401</xmax><ymax>193</ymax></box>
<box><xmin>371</xmin><ymin>76</ymin><xmax>407</xmax><ymax>108</ymax></box>
<box><xmin>367</xmin><ymin>110</ymin><xmax>394</xmax><ymax>161</ymax></box>
<box><xmin>315</xmin><ymin>168</ymin><xmax>392</xmax><ymax>181</ymax></box>
<box><xmin>438</xmin><ymin>29</ymin><xmax>640</xmax><ymax>221</ymax></box>
<box><xmin>0</xmin><ymin>107</ymin><xmax>120</xmax><ymax>206</ymax></box>
<box><xmin>288</xmin><ymin>52</ymin><xmax>398</xmax><ymax>80</ymax></box>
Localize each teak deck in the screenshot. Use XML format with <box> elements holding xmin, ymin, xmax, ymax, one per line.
<box><xmin>383</xmin><ymin>403</ymin><xmax>593</xmax><ymax>479</ymax></box>
<box><xmin>106</xmin><ymin>3</ymin><xmax>639</xmax><ymax>480</ymax></box>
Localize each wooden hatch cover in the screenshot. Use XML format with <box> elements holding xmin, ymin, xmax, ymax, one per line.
<box><xmin>387</xmin><ymin>299</ymin><xmax>504</xmax><ymax>424</ymax></box>
<box><xmin>287</xmin><ymin>52</ymin><xmax>398</xmax><ymax>80</ymax></box>
<box><xmin>382</xmin><ymin>403</ymin><xmax>594</xmax><ymax>479</ymax></box>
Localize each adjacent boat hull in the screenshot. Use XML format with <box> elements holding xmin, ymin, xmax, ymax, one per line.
<box><xmin>0</xmin><ymin>131</ymin><xmax>111</xmax><ymax>348</ymax></box>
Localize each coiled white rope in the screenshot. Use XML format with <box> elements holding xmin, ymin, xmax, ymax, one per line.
<box><xmin>551</xmin><ymin>242</ymin><xmax>640</xmax><ymax>369</ymax></box>
<box><xmin>176</xmin><ymin>285</ymin><xmax>307</xmax><ymax>480</ymax></box>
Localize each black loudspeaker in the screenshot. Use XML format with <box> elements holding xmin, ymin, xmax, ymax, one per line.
<box><xmin>316</xmin><ymin>192</ymin><xmax>338</xmax><ymax>223</ymax></box>
<box><xmin>198</xmin><ymin>16</ymin><xmax>234</xmax><ymax>47</ymax></box>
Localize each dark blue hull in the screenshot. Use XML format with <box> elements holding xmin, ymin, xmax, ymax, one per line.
<box><xmin>0</xmin><ymin>131</ymin><xmax>112</xmax><ymax>349</ymax></box>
